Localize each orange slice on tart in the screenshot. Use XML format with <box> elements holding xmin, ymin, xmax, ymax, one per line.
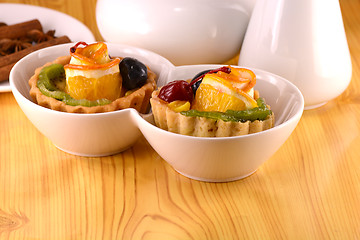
<box><xmin>192</xmin><ymin>68</ymin><xmax>258</xmax><ymax>112</ymax></box>
<box><xmin>222</xmin><ymin>66</ymin><xmax>257</xmax><ymax>93</ymax></box>
<box><xmin>64</xmin><ymin>42</ymin><xmax>122</xmax><ymax>101</ymax></box>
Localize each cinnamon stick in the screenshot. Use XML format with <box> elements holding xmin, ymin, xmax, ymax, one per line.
<box><xmin>0</xmin><ymin>35</ymin><xmax>71</xmax><ymax>68</ymax></box>
<box><xmin>0</xmin><ymin>19</ymin><xmax>42</xmax><ymax>40</ymax></box>
<box><xmin>0</xmin><ymin>36</ymin><xmax>71</xmax><ymax>82</ymax></box>
<box><xmin>0</xmin><ymin>62</ymin><xmax>15</xmax><ymax>82</ymax></box>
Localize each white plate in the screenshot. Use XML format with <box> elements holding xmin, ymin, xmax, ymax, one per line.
<box><xmin>0</xmin><ymin>3</ymin><xmax>96</xmax><ymax>92</ymax></box>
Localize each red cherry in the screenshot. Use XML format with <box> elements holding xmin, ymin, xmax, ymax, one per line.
<box><xmin>158</xmin><ymin>80</ymin><xmax>193</xmax><ymax>103</ymax></box>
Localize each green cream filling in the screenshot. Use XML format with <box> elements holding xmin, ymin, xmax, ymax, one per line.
<box><xmin>180</xmin><ymin>98</ymin><xmax>272</xmax><ymax>122</ymax></box>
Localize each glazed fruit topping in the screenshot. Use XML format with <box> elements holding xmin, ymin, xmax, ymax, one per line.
<box><xmin>70</xmin><ymin>41</ymin><xmax>88</xmax><ymax>53</ymax></box>
<box><xmin>190</xmin><ymin>66</ymin><xmax>231</xmax><ymax>85</ymax></box>
<box><xmin>192</xmin><ymin>72</ymin><xmax>258</xmax><ymax>111</ymax></box>
<box><xmin>119</xmin><ymin>57</ymin><xmax>148</xmax><ymax>90</ymax></box>
<box><xmin>158</xmin><ymin>66</ymin><xmax>232</xmax><ymax>104</ymax></box>
<box><xmin>190</xmin><ymin>66</ymin><xmax>231</xmax><ymax>94</ymax></box>
<box><xmin>38</xmin><ymin>64</ymin><xmax>111</xmax><ymax>107</ymax></box>
<box><xmin>158</xmin><ymin>80</ymin><xmax>193</xmax><ymax>103</ymax></box>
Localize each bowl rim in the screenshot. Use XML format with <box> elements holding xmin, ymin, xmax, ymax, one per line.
<box><xmin>9</xmin><ymin>42</ymin><xmax>304</xmax><ymax>139</ymax></box>
<box><xmin>9</xmin><ymin>42</ymin><xmax>174</xmax><ymax>117</ymax></box>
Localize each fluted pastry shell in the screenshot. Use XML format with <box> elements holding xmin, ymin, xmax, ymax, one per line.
<box><xmin>29</xmin><ymin>55</ymin><xmax>156</xmax><ymax>114</ymax></box>
<box><xmin>150</xmin><ymin>90</ymin><xmax>275</xmax><ymax>137</ymax></box>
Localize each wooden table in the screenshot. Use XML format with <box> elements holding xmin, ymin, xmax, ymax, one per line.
<box><xmin>1</xmin><ymin>0</ymin><xmax>359</xmax><ymax>239</ymax></box>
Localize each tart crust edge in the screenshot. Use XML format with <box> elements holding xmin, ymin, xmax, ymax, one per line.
<box><xmin>150</xmin><ymin>90</ymin><xmax>275</xmax><ymax>137</ymax></box>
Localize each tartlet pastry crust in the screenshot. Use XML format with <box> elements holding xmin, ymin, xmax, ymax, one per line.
<box><xmin>29</xmin><ymin>55</ymin><xmax>156</xmax><ymax>114</ymax></box>
<box><xmin>150</xmin><ymin>90</ymin><xmax>275</xmax><ymax>137</ymax></box>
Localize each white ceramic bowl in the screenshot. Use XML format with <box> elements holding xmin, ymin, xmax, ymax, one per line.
<box><xmin>10</xmin><ymin>43</ymin><xmax>304</xmax><ymax>182</ymax></box>
<box><xmin>96</xmin><ymin>0</ymin><xmax>255</xmax><ymax>65</ymax></box>
<box><xmin>135</xmin><ymin>65</ymin><xmax>304</xmax><ymax>182</ymax></box>
<box><xmin>10</xmin><ymin>43</ymin><xmax>172</xmax><ymax>157</ymax></box>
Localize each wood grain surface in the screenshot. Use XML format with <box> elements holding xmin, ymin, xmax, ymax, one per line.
<box><xmin>1</xmin><ymin>0</ymin><xmax>360</xmax><ymax>239</ymax></box>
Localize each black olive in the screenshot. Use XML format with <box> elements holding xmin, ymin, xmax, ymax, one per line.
<box><xmin>119</xmin><ymin>57</ymin><xmax>148</xmax><ymax>90</ymax></box>
<box><xmin>191</xmin><ymin>80</ymin><xmax>202</xmax><ymax>94</ymax></box>
<box><xmin>190</xmin><ymin>69</ymin><xmax>211</xmax><ymax>94</ymax></box>
<box><xmin>191</xmin><ymin>69</ymin><xmax>211</xmax><ymax>82</ymax></box>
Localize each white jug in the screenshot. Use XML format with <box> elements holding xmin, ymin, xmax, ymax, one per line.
<box><xmin>239</xmin><ymin>0</ymin><xmax>352</xmax><ymax>109</ymax></box>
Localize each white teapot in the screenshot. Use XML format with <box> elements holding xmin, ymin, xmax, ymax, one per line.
<box><xmin>96</xmin><ymin>0</ymin><xmax>255</xmax><ymax>65</ymax></box>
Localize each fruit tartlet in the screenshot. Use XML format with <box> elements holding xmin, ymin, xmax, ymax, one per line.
<box><xmin>29</xmin><ymin>42</ymin><xmax>156</xmax><ymax>113</ymax></box>
<box><xmin>150</xmin><ymin>66</ymin><xmax>275</xmax><ymax>137</ymax></box>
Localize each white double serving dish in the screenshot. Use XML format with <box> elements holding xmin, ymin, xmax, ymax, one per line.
<box><xmin>10</xmin><ymin>43</ymin><xmax>304</xmax><ymax>182</ymax></box>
